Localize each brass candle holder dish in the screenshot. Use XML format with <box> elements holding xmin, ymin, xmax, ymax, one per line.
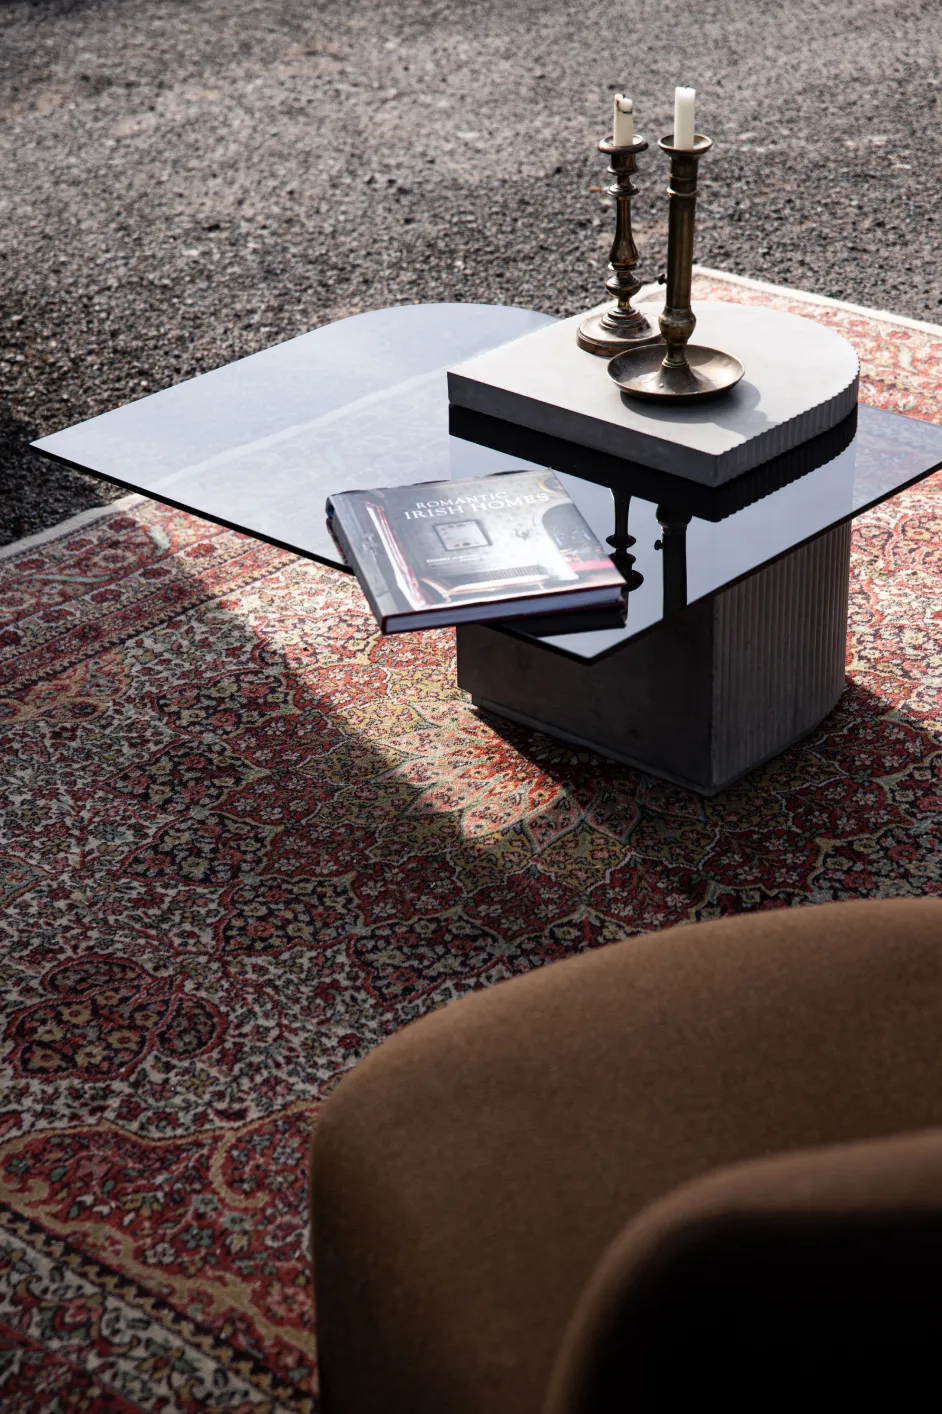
<box><xmin>608</xmin><ymin>133</ymin><xmax>744</xmax><ymax>402</ymax></box>
<box><xmin>577</xmin><ymin>136</ymin><xmax>660</xmax><ymax>356</ymax></box>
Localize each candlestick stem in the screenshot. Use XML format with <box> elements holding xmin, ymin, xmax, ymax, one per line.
<box><xmin>577</xmin><ymin>137</ymin><xmax>659</xmax><ymax>357</ymax></box>
<box><xmin>660</xmin><ymin>138</ymin><xmax>704</xmax><ymax>370</ymax></box>
<box><xmin>607</xmin><ymin>132</ymin><xmax>745</xmax><ymax>403</ymax></box>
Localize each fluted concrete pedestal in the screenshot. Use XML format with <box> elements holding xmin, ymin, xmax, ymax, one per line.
<box><xmin>456</xmin><ymin>522</ymin><xmax>851</xmax><ymax>795</ymax></box>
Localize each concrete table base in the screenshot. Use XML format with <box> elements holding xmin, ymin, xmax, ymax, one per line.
<box><xmin>456</xmin><ymin>522</ymin><xmax>852</xmax><ymax>795</ymax></box>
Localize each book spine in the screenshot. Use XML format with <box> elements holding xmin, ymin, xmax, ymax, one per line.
<box><xmin>324</xmin><ymin>497</ymin><xmax>351</xmax><ymax>568</ymax></box>
<box><xmin>327</xmin><ymin>495</ymin><xmax>395</xmax><ymax>633</ymax></box>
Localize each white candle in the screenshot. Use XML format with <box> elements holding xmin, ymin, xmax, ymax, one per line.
<box><xmin>613</xmin><ymin>94</ymin><xmax>634</xmax><ymax>146</ymax></box>
<box><xmin>673</xmin><ymin>86</ymin><xmax>696</xmax><ymax>148</ymax></box>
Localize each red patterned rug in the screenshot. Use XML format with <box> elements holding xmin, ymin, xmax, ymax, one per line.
<box><xmin>1</xmin><ymin>275</ymin><xmax>941</xmax><ymax>1411</ymax></box>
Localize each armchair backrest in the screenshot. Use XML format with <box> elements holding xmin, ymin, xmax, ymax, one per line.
<box><xmin>545</xmin><ymin>1128</ymin><xmax>942</xmax><ymax>1414</ymax></box>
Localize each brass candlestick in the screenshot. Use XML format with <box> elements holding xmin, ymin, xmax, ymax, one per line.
<box><xmin>577</xmin><ymin>136</ymin><xmax>659</xmax><ymax>356</ymax></box>
<box><xmin>607</xmin><ymin>133</ymin><xmax>744</xmax><ymax>401</ymax></box>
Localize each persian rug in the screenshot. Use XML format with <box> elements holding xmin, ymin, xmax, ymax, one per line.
<box><xmin>1</xmin><ymin>274</ymin><xmax>941</xmax><ymax>1411</ymax></box>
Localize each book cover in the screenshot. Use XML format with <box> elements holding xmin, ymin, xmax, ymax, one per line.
<box><xmin>326</xmin><ymin>470</ymin><xmax>627</xmax><ymax>633</ymax></box>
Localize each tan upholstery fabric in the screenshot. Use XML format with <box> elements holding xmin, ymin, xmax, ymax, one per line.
<box><xmin>311</xmin><ymin>897</ymin><xmax>942</xmax><ymax>1414</ymax></box>
<box><xmin>546</xmin><ymin>1126</ymin><xmax>942</xmax><ymax>1414</ymax></box>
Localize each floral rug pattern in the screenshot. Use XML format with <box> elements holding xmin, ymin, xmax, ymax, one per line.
<box><xmin>1</xmin><ymin>278</ymin><xmax>942</xmax><ymax>1410</ymax></box>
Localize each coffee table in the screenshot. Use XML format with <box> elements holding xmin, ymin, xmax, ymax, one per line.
<box><xmin>33</xmin><ymin>302</ymin><xmax>942</xmax><ymax>793</ymax></box>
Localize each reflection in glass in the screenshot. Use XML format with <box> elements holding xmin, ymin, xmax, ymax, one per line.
<box><xmin>606</xmin><ymin>489</ymin><xmax>644</xmax><ymax>591</ymax></box>
<box><xmin>654</xmin><ymin>506</ymin><xmax>692</xmax><ymax>615</ymax></box>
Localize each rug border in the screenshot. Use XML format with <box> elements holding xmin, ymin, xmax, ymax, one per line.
<box><xmin>692</xmin><ymin>266</ymin><xmax>942</xmax><ymax>336</ymax></box>
<box><xmin>0</xmin><ymin>494</ymin><xmax>147</xmax><ymax>564</ymax></box>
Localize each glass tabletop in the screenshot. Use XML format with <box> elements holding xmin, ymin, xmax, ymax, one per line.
<box><xmin>33</xmin><ymin>303</ymin><xmax>553</xmax><ymax>552</ymax></box>
<box><xmin>33</xmin><ymin>302</ymin><xmax>942</xmax><ymax>664</ymax></box>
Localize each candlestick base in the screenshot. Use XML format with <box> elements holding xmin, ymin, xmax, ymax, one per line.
<box><xmin>608</xmin><ymin>343</ymin><xmax>745</xmax><ymax>403</ymax></box>
<box><xmin>576</xmin><ymin>305</ymin><xmax>661</xmax><ymax>356</ymax></box>
<box><xmin>578</xmin><ymin>134</ymin><xmax>654</xmax><ymax>358</ymax></box>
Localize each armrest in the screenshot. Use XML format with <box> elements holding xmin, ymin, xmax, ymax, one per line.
<box><xmin>545</xmin><ymin>1127</ymin><xmax>942</xmax><ymax>1414</ymax></box>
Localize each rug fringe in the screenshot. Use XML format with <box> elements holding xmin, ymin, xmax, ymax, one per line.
<box><xmin>0</xmin><ymin>494</ymin><xmax>148</xmax><ymax>563</ymax></box>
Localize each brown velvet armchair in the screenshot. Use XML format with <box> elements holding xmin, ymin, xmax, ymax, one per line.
<box><xmin>311</xmin><ymin>897</ymin><xmax>942</xmax><ymax>1413</ymax></box>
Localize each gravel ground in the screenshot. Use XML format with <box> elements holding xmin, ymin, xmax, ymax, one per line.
<box><xmin>1</xmin><ymin>0</ymin><xmax>940</xmax><ymax>544</ymax></box>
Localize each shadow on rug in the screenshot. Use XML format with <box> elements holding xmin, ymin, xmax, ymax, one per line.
<box><xmin>0</xmin><ymin>283</ymin><xmax>941</xmax><ymax>1410</ymax></box>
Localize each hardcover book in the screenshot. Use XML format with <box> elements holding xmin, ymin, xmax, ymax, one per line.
<box><xmin>325</xmin><ymin>470</ymin><xmax>628</xmax><ymax>633</ymax></box>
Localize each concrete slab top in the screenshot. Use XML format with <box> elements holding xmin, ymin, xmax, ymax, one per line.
<box><xmin>447</xmin><ymin>300</ymin><xmax>860</xmax><ymax>486</ymax></box>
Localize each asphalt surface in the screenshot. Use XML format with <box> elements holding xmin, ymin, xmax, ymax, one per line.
<box><xmin>2</xmin><ymin>0</ymin><xmax>940</xmax><ymax>544</ymax></box>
